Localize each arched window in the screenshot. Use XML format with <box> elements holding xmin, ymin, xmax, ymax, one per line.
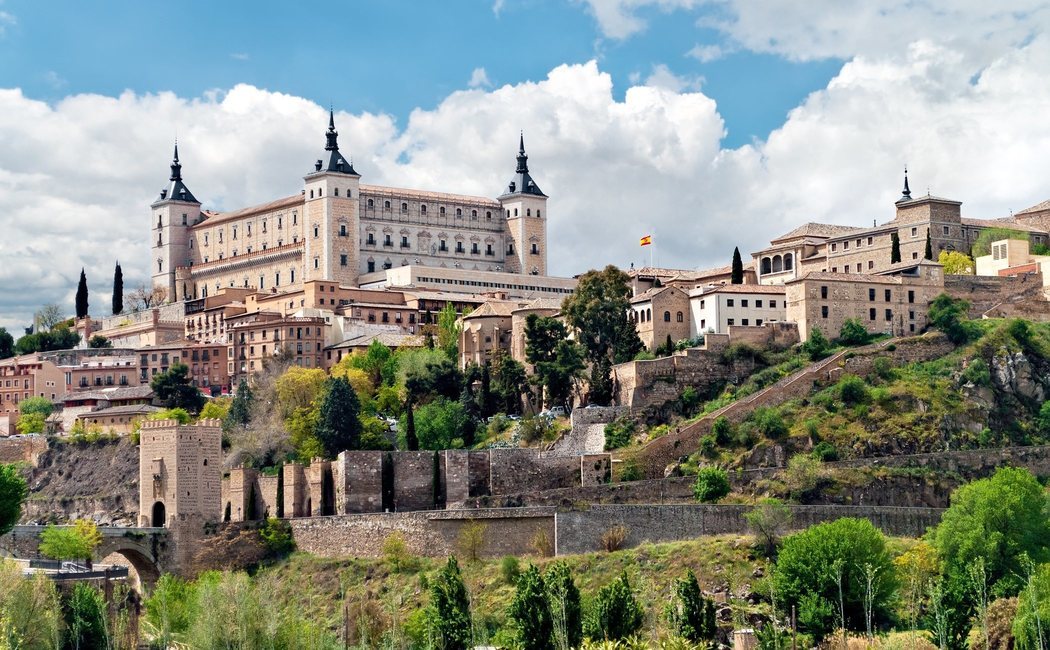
<box><xmin>527</xmin><ymin>208</ymin><xmax>531</xmax><ymax>216</ymax></box>
<box><xmin>772</xmin><ymin>255</ymin><xmax>783</xmax><ymax>273</ymax></box>
<box><xmin>486</xmin><ymin>211</ymin><xmax>492</xmax><ymax>220</ymax></box>
<box><xmin>472</xmin><ymin>209</ymin><xmax>477</xmax><ymax>218</ymax></box>
<box><xmin>309</xmin><ymin>189</ymin><xmax>314</xmax><ymax>199</ymax></box>
<box><xmin>677</xmin><ymin>311</ymin><xmax>684</xmax><ymax>323</ymax></box>
<box><xmin>761</xmin><ymin>257</ymin><xmax>772</xmax><ymax>274</ymax></box>
<box><xmin>421</xmin><ymin>204</ymin><xmax>427</xmax><ymax>214</ymax></box>
<box><xmin>401</xmin><ymin>202</ymin><xmax>408</xmax><ymax>212</ymax></box>
<box><xmin>157</xmin><ymin>233</ymin><xmax>163</xmax><ymax>246</ymax></box>
<box><xmin>784</xmin><ymin>253</ymin><xmax>794</xmax><ymax>271</ymax></box>
<box><xmin>384</xmin><ymin>200</ymin><xmax>391</xmax><ymax>209</ymax></box>
<box><xmin>456</xmin><ymin>208</ymin><xmax>462</xmax><ymax>217</ymax></box>
<box><xmin>646</xmin><ymin>308</ymin><xmax>652</xmax><ymax>322</ymax></box>
<box><xmin>368</xmin><ymin>198</ymin><xmax>374</xmax><ymax>208</ymax></box>
<box><xmin>663</xmin><ymin>311</ymin><xmax>671</xmax><ymax>322</ymax></box>
<box><xmin>334</xmin><ymin>188</ymin><xmax>339</xmax><ymax>196</ymax></box>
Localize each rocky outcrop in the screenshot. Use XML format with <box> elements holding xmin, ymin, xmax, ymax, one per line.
<box><xmin>20</xmin><ymin>438</ymin><xmax>139</xmax><ymax>526</ymax></box>
<box><xmin>991</xmin><ymin>350</ymin><xmax>1046</xmax><ymax>403</ymax></box>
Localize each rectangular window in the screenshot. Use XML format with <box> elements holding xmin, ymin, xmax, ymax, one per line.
<box><xmin>869</xmin><ymin>308</ymin><xmax>876</xmax><ymax>321</ymax></box>
<box><xmin>741</xmin><ymin>299</ymin><xmax>749</xmax><ymax>307</ymax></box>
<box><xmin>821</xmin><ymin>306</ymin><xmax>829</xmax><ymax>318</ymax></box>
<box><xmin>726</xmin><ymin>299</ymin><xmax>735</xmax><ymax>307</ymax></box>
<box><xmin>885</xmin><ymin>309</ymin><xmax>893</xmax><ymax>321</ymax></box>
<box><xmin>340</xmin><ymin>254</ymin><xmax>348</xmax><ymax>267</ymax></box>
<box><xmin>727</xmin><ymin>318</ymin><xmax>735</xmax><ymax>326</ymax></box>
<box><xmin>820</xmin><ymin>286</ymin><xmax>828</xmax><ymax>299</ymax></box>
<box><xmin>868</xmin><ymin>260</ymin><xmax>874</xmax><ymax>270</ymax></box>
<box><xmin>856</xmin><ymin>263</ymin><xmax>862</xmax><ymax>272</ymax></box>
<box><xmin>769</xmin><ymin>300</ymin><xmax>776</xmax><ymax>308</ymax></box>
<box><xmin>867</xmin><ymin>236</ymin><xmax>873</xmax><ymax>245</ymax></box>
<box><xmin>756</xmin><ymin>300</ymin><xmax>763</xmax><ymax>308</ymax></box>
<box><xmin>756</xmin><ymin>319</ymin><xmax>763</xmax><ymax>326</ymax></box>
<box><xmin>831</xmin><ymin>243</ymin><xmax>837</xmax><ymax>251</ymax></box>
<box><xmin>868</xmin><ymin>288</ymin><xmax>876</xmax><ymax>301</ymax></box>
<box><xmin>844</xmin><ymin>241</ymin><xmax>849</xmax><ymax>250</ymax></box>
<box><xmin>909</xmin><ymin>310</ymin><xmax>915</xmax><ymax>320</ymax></box>
<box><xmin>943</xmin><ymin>225</ymin><xmax>950</xmax><ymax>235</ymax></box>
<box><xmin>885</xmin><ymin>289</ymin><xmax>892</xmax><ymax>301</ymax></box>
<box><xmin>742</xmin><ymin>319</ymin><xmax>749</xmax><ymax>326</ymax></box>
<box><xmin>908</xmin><ymin>290</ymin><xmax>914</xmax><ymax>303</ymax></box>
<box><xmin>911</xmin><ymin>227</ymin><xmax>917</xmax><ymax>236</ymax></box>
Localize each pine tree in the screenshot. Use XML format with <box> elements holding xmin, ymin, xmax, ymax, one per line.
<box><xmin>731</xmin><ymin>247</ymin><xmax>744</xmax><ymax>284</ymax></box>
<box><xmin>509</xmin><ymin>565</ymin><xmax>554</xmax><ymax>650</ymax></box>
<box><xmin>545</xmin><ymin>562</ymin><xmax>582</xmax><ymax>649</ymax></box>
<box><xmin>429</xmin><ymin>556</ymin><xmax>472</xmax><ymax>650</ymax></box>
<box><xmin>112</xmin><ymin>262</ymin><xmax>123</xmax><ymax>315</ymax></box>
<box><xmin>925</xmin><ymin>228</ymin><xmax>934</xmax><ymax>260</ymax></box>
<box><xmin>890</xmin><ymin>232</ymin><xmax>902</xmax><ymax>264</ymax></box>
<box><xmin>75</xmin><ymin>268</ymin><xmax>89</xmax><ymax>319</ymax></box>
<box><xmin>316</xmin><ymin>376</ymin><xmax>362</xmax><ymax>457</ymax></box>
<box><xmin>586</xmin><ymin>571</ymin><xmax>644</xmax><ymax>640</ymax></box>
<box><xmin>667</xmin><ymin>569</ymin><xmax>717</xmax><ymax>643</ymax></box>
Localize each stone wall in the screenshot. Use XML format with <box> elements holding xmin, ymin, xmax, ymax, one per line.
<box><xmin>945</xmin><ymin>273</ymin><xmax>1046</xmax><ymax>318</ymax></box>
<box><xmin>549</xmin><ymin>406</ymin><xmax>628</xmax><ymax>456</ymax></box>
<box><xmin>0</xmin><ymin>436</ymin><xmax>48</xmax><ymax>465</ymax></box>
<box><xmin>553</xmin><ymin>504</ymin><xmax>943</xmax><ymax>555</ymax></box>
<box><xmin>489</xmin><ymin>449</ymin><xmax>580</xmax><ymax>496</ymax></box>
<box><xmin>288</xmin><ymin>507</ymin><xmax>555</xmax><ymax>559</ymax></box>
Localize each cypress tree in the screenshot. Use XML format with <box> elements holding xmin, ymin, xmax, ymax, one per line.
<box><xmin>405</xmin><ymin>400</ymin><xmax>419</xmax><ymax>451</ymax></box>
<box><xmin>316</xmin><ymin>376</ymin><xmax>362</xmax><ymax>457</ymax></box>
<box><xmin>75</xmin><ymin>268</ymin><xmax>89</xmax><ymax>319</ymax></box>
<box><xmin>430</xmin><ymin>556</ymin><xmax>472</xmax><ymax>650</ymax></box>
<box><xmin>224</xmin><ymin>379</ymin><xmax>253</xmax><ymax>432</ymax></box>
<box><xmin>112</xmin><ymin>262</ymin><xmax>123</xmax><ymax>315</ymax></box>
<box><xmin>925</xmin><ymin>228</ymin><xmax>934</xmax><ymax>260</ymax></box>
<box><xmin>586</xmin><ymin>571</ymin><xmax>644</xmax><ymax>640</ymax></box>
<box><xmin>731</xmin><ymin>247</ymin><xmax>744</xmax><ymax>284</ymax></box>
<box><xmin>890</xmin><ymin>232</ymin><xmax>902</xmax><ymax>264</ymax></box>
<box><xmin>509</xmin><ymin>565</ymin><xmax>553</xmax><ymax>650</ymax></box>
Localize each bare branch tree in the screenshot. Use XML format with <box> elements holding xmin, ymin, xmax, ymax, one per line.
<box><xmin>126</xmin><ymin>284</ymin><xmax>169</xmax><ymax>311</ymax></box>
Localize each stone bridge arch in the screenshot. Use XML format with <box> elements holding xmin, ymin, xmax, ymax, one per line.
<box><xmin>0</xmin><ymin>526</ymin><xmax>169</xmax><ymax>591</ymax></box>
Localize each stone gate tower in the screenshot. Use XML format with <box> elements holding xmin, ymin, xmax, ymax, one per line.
<box><xmin>499</xmin><ymin>134</ymin><xmax>548</xmax><ymax>276</ymax></box>
<box><xmin>139</xmin><ymin>419</ymin><xmax>222</xmax><ymax>528</ymax></box>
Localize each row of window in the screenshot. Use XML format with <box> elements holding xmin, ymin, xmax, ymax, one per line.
<box><xmin>818</xmin><ymin>286</ymin><xmax>916</xmax><ymax>303</ymax></box>
<box><xmin>723</xmin><ymin>318</ymin><xmax>765</xmax><ymax>327</ymax></box>
<box><xmin>721</xmin><ymin>298</ymin><xmax>777</xmax><ymax>309</ymax></box>
<box><xmin>631</xmin><ymin>309</ymin><xmax>685</xmax><ymax>323</ymax></box>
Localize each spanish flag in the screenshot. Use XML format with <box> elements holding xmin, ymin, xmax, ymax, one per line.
<box><xmin>640</xmin><ymin>235</ymin><xmax>652</xmax><ymax>247</ymax></box>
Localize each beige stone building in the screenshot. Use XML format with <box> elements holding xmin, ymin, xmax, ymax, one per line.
<box><xmin>151</xmin><ymin>115</ymin><xmax>552</xmax><ymax>302</ymax></box>
<box><xmin>785</xmin><ymin>261</ymin><xmax>944</xmax><ymax>341</ymax></box>
<box><xmin>138</xmin><ymin>418</ymin><xmax>222</xmax><ymax>528</ymax></box>
<box><xmin>754</xmin><ymin>175</ymin><xmax>1050</xmax><ymax>285</ymax></box>
<box><xmin>0</xmin><ymin>355</ymin><xmax>65</xmax><ymax>435</ymax></box>
<box><xmin>629</xmin><ymin>286</ymin><xmax>691</xmax><ymax>350</ymax></box>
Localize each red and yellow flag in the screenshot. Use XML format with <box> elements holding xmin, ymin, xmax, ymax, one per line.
<box><xmin>640</xmin><ymin>235</ymin><xmax>652</xmax><ymax>246</ymax></box>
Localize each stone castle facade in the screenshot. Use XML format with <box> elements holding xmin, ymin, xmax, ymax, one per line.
<box><xmin>151</xmin><ymin>113</ymin><xmax>549</xmax><ymax>302</ymax></box>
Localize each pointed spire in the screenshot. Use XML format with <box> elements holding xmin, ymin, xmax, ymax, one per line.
<box><xmin>901</xmin><ymin>166</ymin><xmax>912</xmax><ymax>200</ymax></box>
<box><xmin>325</xmin><ymin>109</ymin><xmax>339</xmax><ymax>152</ymax></box>
<box><xmin>515</xmin><ymin>131</ymin><xmax>529</xmax><ymax>174</ymax></box>
<box><xmin>170</xmin><ymin>141</ymin><xmax>182</xmax><ymax>182</ymax></box>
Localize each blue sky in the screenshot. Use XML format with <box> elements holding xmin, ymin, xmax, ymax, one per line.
<box><xmin>0</xmin><ymin>0</ymin><xmax>840</xmax><ymax>148</ymax></box>
<box><xmin>0</xmin><ymin>0</ymin><xmax>1049</xmax><ymax>328</ymax></box>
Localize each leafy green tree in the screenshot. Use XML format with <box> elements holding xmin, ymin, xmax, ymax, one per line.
<box><xmin>589</xmin><ymin>356</ymin><xmax>613</xmax><ymax>406</ymax></box>
<box><xmin>404</xmin><ymin>401</ymin><xmax>419</xmax><ymax>451</ymax></box>
<box><xmin>939</xmin><ymin>250</ymin><xmax>975</xmax><ymax>275</ymax></box>
<box><xmin>112</xmin><ymin>261</ymin><xmax>123</xmax><ymax>315</ymax></box>
<box><xmin>87</xmin><ymin>335</ymin><xmax>111</xmax><ymax>349</ymax></box>
<box><xmin>15</xmin><ymin>326</ymin><xmax>80</xmax><ymax>355</ymax></box>
<box><xmin>39</xmin><ymin>520</ymin><xmax>102</xmax><ymax>562</ymax></box>
<box><xmin>0</xmin><ymin>328</ymin><xmax>13</xmax><ymax>359</ymax></box>
<box><xmin>437</xmin><ymin>302</ymin><xmax>462</xmax><ymax>361</ymax></box>
<box><xmin>0</xmin><ymin>560</ymin><xmax>62</xmax><ymax>650</ymax></box>
<box><xmin>693</xmin><ymin>467</ymin><xmax>730</xmax><ymax>502</ymax></box>
<box><xmin>890</xmin><ymin>232</ymin><xmax>902</xmax><ymax>264</ymax></box>
<box><xmin>148</xmin><ymin>407</ymin><xmax>191</xmax><ymax>425</ymax></box>
<box><xmin>667</xmin><ymin>569</ymin><xmax>717</xmax><ymax>643</ymax></box>
<box><xmin>75</xmin><ymin>268</ymin><xmax>89</xmax><ymax>319</ymax></box>
<box><xmin>151</xmin><ymin>362</ymin><xmax>205</xmax><ymax>413</ymax></box>
<box><xmin>18</xmin><ymin>397</ymin><xmax>51</xmax><ymax>419</ymax></box>
<box><xmin>585</xmin><ymin>571</ymin><xmax>644</xmax><ymax>641</ymax></box>
<box><xmin>925</xmin><ymin>227</ymin><xmax>934</xmax><ymax>260</ymax></box>
<box><xmin>198</xmin><ymin>397</ymin><xmax>230</xmax><ymax>422</ymax></box>
<box><xmin>62</xmin><ymin>582</ymin><xmax>109</xmax><ymax>649</ymax></box>
<box><xmin>1013</xmin><ymin>562</ymin><xmax>1050</xmax><ymax>650</ymax></box>
<box><xmin>16</xmin><ymin>413</ymin><xmax>45</xmax><ymax>435</ymax></box>
<box><xmin>928</xmin><ymin>293</ymin><xmax>977</xmax><ymax>344</ymax></box>
<box><xmin>509</xmin><ymin>564</ymin><xmax>554</xmax><ymax>650</ymax></box>
<box><xmin>315</xmin><ymin>376</ymin><xmax>362</xmax><ymax>457</ymax></box>
<box><xmin>838</xmin><ymin>319</ymin><xmax>869</xmax><ymax>345</ymax></box>
<box><xmin>801</xmin><ymin>327</ymin><xmax>831</xmax><ymax>361</ymax></box>
<box><xmin>400</xmin><ymin>398</ymin><xmax>467</xmax><ymax>450</ymax></box>
<box><xmin>545</xmin><ymin>562</ymin><xmax>583</xmax><ymax>650</ymax></box>
<box><xmin>731</xmin><ymin>247</ymin><xmax>744</xmax><ymax>284</ymax></box>
<box><xmin>224</xmin><ymin>379</ymin><xmax>253</xmax><ymax>432</ymax></box>
<box><xmin>525</xmin><ymin>314</ymin><xmax>585</xmax><ymax>410</ymax></box>
<box><xmin>492</xmin><ymin>352</ymin><xmax>529</xmax><ymax>415</ymax></box>
<box><xmin>561</xmin><ymin>265</ymin><xmax>643</xmax><ymax>365</ymax></box>
<box><xmin>0</xmin><ymin>464</ymin><xmax>28</xmax><ymax>537</ymax></box>
<box><xmin>144</xmin><ymin>574</ymin><xmax>197</xmax><ymax>649</ymax></box>
<box><xmin>429</xmin><ymin>556</ymin><xmax>472</xmax><ymax>650</ymax></box>
<box><xmin>773</xmin><ymin>518</ymin><xmax>897</xmax><ymax>640</ymax></box>
<box><xmin>745</xmin><ymin>498</ymin><xmax>793</xmax><ymax>558</ymax></box>
<box><xmin>931</xmin><ymin>468</ymin><xmax>1050</xmax><ymax>598</ymax></box>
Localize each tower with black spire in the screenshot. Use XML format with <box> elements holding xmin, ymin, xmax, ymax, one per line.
<box><xmin>303</xmin><ymin>110</ymin><xmax>361</xmax><ymax>285</ymax></box>
<box><xmin>151</xmin><ymin>143</ymin><xmax>201</xmax><ymax>302</ymax></box>
<box><xmin>498</xmin><ymin>133</ymin><xmax>548</xmax><ymax>275</ymax></box>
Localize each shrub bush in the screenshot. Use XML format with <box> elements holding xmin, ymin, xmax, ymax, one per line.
<box><xmin>604</xmin><ymin>418</ymin><xmax>636</xmax><ymax>450</ymax></box>
<box><xmin>259</xmin><ymin>517</ymin><xmax>295</xmax><ymax>556</ymax></box>
<box><xmin>693</xmin><ymin>467</ymin><xmax>730</xmax><ymax>503</ymax></box>
<box><xmin>585</xmin><ymin>571</ymin><xmax>644</xmax><ymax>641</ymax></box>
<box><xmin>698</xmin><ymin>434</ymin><xmax>717</xmax><ymax>458</ymax></box>
<box><xmin>711</xmin><ymin>416</ymin><xmax>732</xmax><ymax>445</ymax></box>
<box><xmin>837</xmin><ymin>374</ymin><xmax>869</xmax><ymax>405</ymax></box>
<box><xmin>872</xmin><ymin>356</ymin><xmax>895</xmax><ymax>381</ymax></box>
<box><xmin>599</xmin><ymin>525</ymin><xmax>629</xmax><ymax>552</ymax></box>
<box><xmin>838</xmin><ymin>319</ymin><xmax>870</xmax><ymax>346</ymax></box>
<box><xmin>961</xmin><ymin>358</ymin><xmax>992</xmax><ymax>387</ymax></box>
<box><xmin>500</xmin><ymin>555</ymin><xmax>521</xmax><ymax>585</ymax></box>
<box><xmin>810</xmin><ymin>441</ymin><xmax>839</xmax><ymax>462</ymax></box>
<box><xmin>751</xmin><ymin>407</ymin><xmax>788</xmax><ymax>440</ymax></box>
<box><xmin>801</xmin><ymin>327</ymin><xmax>832</xmax><ymax>361</ymax></box>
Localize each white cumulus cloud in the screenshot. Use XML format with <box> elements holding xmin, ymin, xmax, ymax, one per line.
<box><xmin>468</xmin><ymin>67</ymin><xmax>492</xmax><ymax>89</ymax></box>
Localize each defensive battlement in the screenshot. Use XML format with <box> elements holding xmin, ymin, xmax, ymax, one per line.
<box><xmin>139</xmin><ymin>418</ymin><xmax>222</xmax><ymax>430</ymax></box>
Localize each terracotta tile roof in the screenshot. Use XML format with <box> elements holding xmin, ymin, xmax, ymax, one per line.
<box><xmin>770</xmin><ymin>222</ymin><xmax>866</xmax><ymax>243</ymax></box>
<box><xmin>60</xmin><ymin>385</ymin><xmax>155</xmax><ymax>403</ymax></box>
<box><xmin>196</xmin><ymin>194</ymin><xmax>304</xmax><ymax>227</ymax></box>
<box><xmin>79</xmin><ymin>404</ymin><xmax>162</xmax><ymax>418</ymax></box>
<box><xmin>790</xmin><ymin>271</ymin><xmax>904</xmax><ymax>285</ymax></box>
<box><xmin>464</xmin><ymin>301</ymin><xmax>526</xmax><ymax>318</ymax></box>
<box><xmin>1016</xmin><ymin>199</ymin><xmax>1050</xmax><ymax>215</ymax></box>
<box><xmin>328</xmin><ymin>332</ymin><xmax>425</xmax><ymax>350</ymax></box>
<box><xmin>360</xmin><ymin>184</ymin><xmax>500</xmax><ymax>207</ymax></box>
<box><xmin>696</xmin><ymin>284</ymin><xmax>787</xmax><ymax>295</ymax></box>
<box><xmin>961</xmin><ymin>217</ymin><xmax>1048</xmax><ymax>234</ymax></box>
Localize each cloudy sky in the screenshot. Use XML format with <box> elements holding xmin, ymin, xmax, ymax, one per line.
<box><xmin>1</xmin><ymin>1</ymin><xmax>1049</xmax><ymax>330</ymax></box>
